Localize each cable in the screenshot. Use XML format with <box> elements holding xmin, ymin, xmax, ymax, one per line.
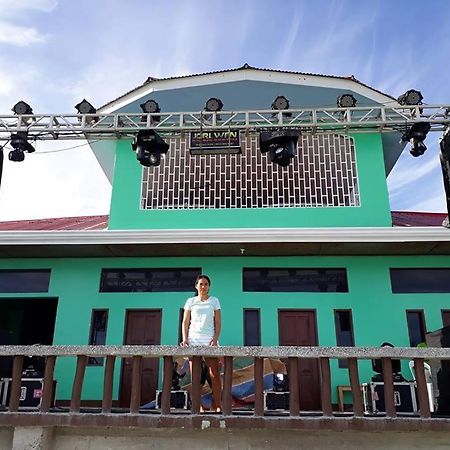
<box><xmin>36</xmin><ymin>140</ymin><xmax>101</xmax><ymax>154</ymax></box>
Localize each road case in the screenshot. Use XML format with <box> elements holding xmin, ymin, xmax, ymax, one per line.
<box><xmin>0</xmin><ymin>378</ymin><xmax>56</xmax><ymax>411</ymax></box>
<box><xmin>362</xmin><ymin>382</ymin><xmax>418</xmax><ymax>414</ymax></box>
<box><xmin>156</xmin><ymin>390</ymin><xmax>190</xmax><ymax>409</ymax></box>
<box><xmin>264</xmin><ymin>391</ymin><xmax>290</xmax><ymax>411</ymax></box>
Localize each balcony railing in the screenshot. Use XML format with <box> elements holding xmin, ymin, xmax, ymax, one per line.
<box><xmin>0</xmin><ymin>345</ymin><xmax>450</xmax><ymax>431</ymax></box>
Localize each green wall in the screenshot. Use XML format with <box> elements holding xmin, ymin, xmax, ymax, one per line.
<box><xmin>1</xmin><ymin>255</ymin><xmax>449</xmax><ymax>403</ymax></box>
<box><xmin>108</xmin><ymin>133</ymin><xmax>392</xmax><ymax>230</ymax></box>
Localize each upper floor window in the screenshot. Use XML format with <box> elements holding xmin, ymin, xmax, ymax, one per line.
<box><xmin>0</xmin><ymin>270</ymin><xmax>51</xmax><ymax>293</ymax></box>
<box><xmin>243</xmin><ymin>268</ymin><xmax>348</xmax><ymax>292</ymax></box>
<box><xmin>390</xmin><ymin>268</ymin><xmax>450</xmax><ymax>293</ymax></box>
<box><xmin>99</xmin><ymin>268</ymin><xmax>201</xmax><ymax>293</ymax></box>
<box><xmin>141</xmin><ymin>133</ymin><xmax>359</xmax><ymax>210</ymax></box>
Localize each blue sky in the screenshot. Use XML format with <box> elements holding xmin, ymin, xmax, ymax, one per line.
<box><xmin>0</xmin><ymin>0</ymin><xmax>449</xmax><ymax>220</ymax></box>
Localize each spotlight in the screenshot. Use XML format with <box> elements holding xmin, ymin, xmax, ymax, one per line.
<box><xmin>12</xmin><ymin>101</ymin><xmax>33</xmax><ymax>115</ymax></box>
<box><xmin>131</xmin><ymin>130</ymin><xmax>169</xmax><ymax>167</ymax></box>
<box><xmin>205</xmin><ymin>97</ymin><xmax>223</xmax><ymax>112</ymax></box>
<box><xmin>75</xmin><ymin>99</ymin><xmax>96</xmax><ymax>114</ymax></box>
<box><xmin>337</xmin><ymin>94</ymin><xmax>357</xmax><ymax>108</ymax></box>
<box><xmin>398</xmin><ymin>89</ymin><xmax>423</xmax><ymax>106</ymax></box>
<box><xmin>271</xmin><ymin>95</ymin><xmax>292</xmax><ymax>118</ymax></box>
<box><xmin>140</xmin><ymin>99</ymin><xmax>160</xmax><ymax>123</ymax></box>
<box><xmin>401</xmin><ymin>122</ymin><xmax>431</xmax><ymax>157</ymax></box>
<box><xmin>140</xmin><ymin>99</ymin><xmax>160</xmax><ymax>114</ymax></box>
<box><xmin>8</xmin><ymin>132</ymin><xmax>35</xmax><ymax>162</ymax></box>
<box><xmin>259</xmin><ymin>130</ymin><xmax>300</xmax><ymax>167</ymax></box>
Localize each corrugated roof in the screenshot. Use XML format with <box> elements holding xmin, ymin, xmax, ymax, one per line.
<box><xmin>99</xmin><ymin>64</ymin><xmax>397</xmax><ymax>111</ymax></box>
<box><xmin>0</xmin><ymin>215</ymin><xmax>108</xmax><ymax>231</ymax></box>
<box><xmin>391</xmin><ymin>211</ymin><xmax>447</xmax><ymax>227</ymax></box>
<box><xmin>0</xmin><ymin>212</ymin><xmax>446</xmax><ymax>231</ymax></box>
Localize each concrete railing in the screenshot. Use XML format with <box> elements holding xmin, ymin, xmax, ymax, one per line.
<box><xmin>0</xmin><ymin>345</ymin><xmax>449</xmax><ymax>420</ymax></box>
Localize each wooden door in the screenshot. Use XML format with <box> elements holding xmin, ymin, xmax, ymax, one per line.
<box><xmin>119</xmin><ymin>310</ymin><xmax>162</xmax><ymax>408</ymax></box>
<box><xmin>278</xmin><ymin>309</ymin><xmax>321</xmax><ymax>410</ymax></box>
<box><xmin>442</xmin><ymin>310</ymin><xmax>450</xmax><ymax>328</ymax></box>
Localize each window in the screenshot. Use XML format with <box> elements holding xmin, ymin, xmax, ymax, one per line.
<box><xmin>243</xmin><ymin>268</ymin><xmax>348</xmax><ymax>292</ymax></box>
<box><xmin>406</xmin><ymin>310</ymin><xmax>426</xmax><ymax>347</ymax></box>
<box><xmin>390</xmin><ymin>268</ymin><xmax>450</xmax><ymax>293</ymax></box>
<box><xmin>88</xmin><ymin>309</ymin><xmax>108</xmax><ymax>366</ymax></box>
<box><xmin>0</xmin><ymin>270</ymin><xmax>51</xmax><ymax>293</ymax></box>
<box><xmin>243</xmin><ymin>309</ymin><xmax>261</xmax><ymax>346</ymax></box>
<box><xmin>334</xmin><ymin>310</ymin><xmax>355</xmax><ymax>368</ymax></box>
<box><xmin>100</xmin><ymin>268</ymin><xmax>201</xmax><ymax>292</ymax></box>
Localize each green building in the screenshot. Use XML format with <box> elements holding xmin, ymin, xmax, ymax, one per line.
<box><xmin>1</xmin><ymin>65</ymin><xmax>450</xmax><ymax>410</ymax></box>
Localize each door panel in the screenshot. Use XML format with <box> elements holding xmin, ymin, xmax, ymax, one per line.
<box><xmin>119</xmin><ymin>310</ymin><xmax>162</xmax><ymax>408</ymax></box>
<box><xmin>278</xmin><ymin>310</ymin><xmax>321</xmax><ymax>410</ymax></box>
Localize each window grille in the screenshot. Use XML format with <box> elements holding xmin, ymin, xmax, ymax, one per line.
<box><xmin>141</xmin><ymin>133</ymin><xmax>359</xmax><ymax>210</ymax></box>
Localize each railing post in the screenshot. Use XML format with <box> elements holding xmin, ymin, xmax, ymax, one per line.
<box><xmin>254</xmin><ymin>357</ymin><xmax>264</xmax><ymax>417</ymax></box>
<box><xmin>130</xmin><ymin>356</ymin><xmax>142</xmax><ymax>414</ymax></box>
<box><xmin>382</xmin><ymin>358</ymin><xmax>396</xmax><ymax>418</ymax></box>
<box><xmin>191</xmin><ymin>356</ymin><xmax>202</xmax><ymax>414</ymax></box>
<box><xmin>348</xmin><ymin>358</ymin><xmax>363</xmax><ymax>417</ymax></box>
<box><xmin>161</xmin><ymin>356</ymin><xmax>173</xmax><ymax>415</ymax></box>
<box><xmin>40</xmin><ymin>355</ymin><xmax>56</xmax><ymax>413</ymax></box>
<box><xmin>8</xmin><ymin>355</ymin><xmax>24</xmax><ymax>412</ymax></box>
<box><xmin>320</xmin><ymin>357</ymin><xmax>333</xmax><ymax>416</ymax></box>
<box><xmin>288</xmin><ymin>357</ymin><xmax>300</xmax><ymax>416</ymax></box>
<box><xmin>222</xmin><ymin>356</ymin><xmax>233</xmax><ymax>415</ymax></box>
<box><xmin>102</xmin><ymin>355</ymin><xmax>116</xmax><ymax>414</ymax></box>
<box><xmin>70</xmin><ymin>355</ymin><xmax>88</xmax><ymax>413</ymax></box>
<box><xmin>414</xmin><ymin>358</ymin><xmax>431</xmax><ymax>418</ymax></box>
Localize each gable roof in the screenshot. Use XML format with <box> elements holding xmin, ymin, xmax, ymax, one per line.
<box><xmin>99</xmin><ymin>64</ymin><xmax>397</xmax><ymax>113</ymax></box>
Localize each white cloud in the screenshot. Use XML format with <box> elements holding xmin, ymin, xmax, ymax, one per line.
<box><xmin>0</xmin><ymin>21</ymin><xmax>47</xmax><ymax>46</ymax></box>
<box><xmin>0</xmin><ymin>0</ymin><xmax>57</xmax><ymax>17</ymax></box>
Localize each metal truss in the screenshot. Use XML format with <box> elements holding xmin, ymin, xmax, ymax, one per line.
<box><xmin>1</xmin><ymin>105</ymin><xmax>450</xmax><ymax>141</ymax></box>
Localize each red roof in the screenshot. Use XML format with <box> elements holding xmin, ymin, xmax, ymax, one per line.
<box><xmin>0</xmin><ymin>215</ymin><xmax>108</xmax><ymax>231</ymax></box>
<box><xmin>391</xmin><ymin>211</ymin><xmax>447</xmax><ymax>227</ymax></box>
<box><xmin>0</xmin><ymin>212</ymin><xmax>447</xmax><ymax>231</ymax></box>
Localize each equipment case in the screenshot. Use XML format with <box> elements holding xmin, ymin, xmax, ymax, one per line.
<box><xmin>156</xmin><ymin>390</ymin><xmax>189</xmax><ymax>409</ymax></box>
<box><xmin>362</xmin><ymin>382</ymin><xmax>418</xmax><ymax>414</ymax></box>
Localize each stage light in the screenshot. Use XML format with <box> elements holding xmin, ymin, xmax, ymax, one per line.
<box><xmin>401</xmin><ymin>122</ymin><xmax>431</xmax><ymax>157</ymax></box>
<box><xmin>140</xmin><ymin>99</ymin><xmax>160</xmax><ymax>123</ymax></box>
<box><xmin>12</xmin><ymin>101</ymin><xmax>33</xmax><ymax>115</ymax></box>
<box><xmin>205</xmin><ymin>97</ymin><xmax>223</xmax><ymax>112</ymax></box>
<box><xmin>259</xmin><ymin>130</ymin><xmax>300</xmax><ymax>167</ymax></box>
<box><xmin>337</xmin><ymin>94</ymin><xmax>357</xmax><ymax>108</ymax></box>
<box><xmin>397</xmin><ymin>89</ymin><xmax>423</xmax><ymax>106</ymax></box>
<box><xmin>140</xmin><ymin>99</ymin><xmax>160</xmax><ymax>114</ymax></box>
<box><xmin>131</xmin><ymin>130</ymin><xmax>169</xmax><ymax>167</ymax></box>
<box><xmin>272</xmin><ymin>95</ymin><xmax>290</xmax><ymax>111</ymax></box>
<box><xmin>75</xmin><ymin>99</ymin><xmax>96</xmax><ymax>114</ymax></box>
<box><xmin>8</xmin><ymin>132</ymin><xmax>35</xmax><ymax>162</ymax></box>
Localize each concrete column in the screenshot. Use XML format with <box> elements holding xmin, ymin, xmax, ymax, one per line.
<box><xmin>12</xmin><ymin>427</ymin><xmax>53</xmax><ymax>450</ymax></box>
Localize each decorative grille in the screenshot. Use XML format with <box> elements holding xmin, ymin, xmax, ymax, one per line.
<box><xmin>140</xmin><ymin>133</ymin><xmax>359</xmax><ymax>209</ymax></box>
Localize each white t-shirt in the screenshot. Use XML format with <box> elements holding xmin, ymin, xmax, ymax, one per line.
<box><xmin>184</xmin><ymin>295</ymin><xmax>221</xmax><ymax>343</ymax></box>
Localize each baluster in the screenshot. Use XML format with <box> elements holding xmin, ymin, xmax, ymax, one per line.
<box><xmin>161</xmin><ymin>356</ymin><xmax>173</xmax><ymax>415</ymax></box>
<box><xmin>414</xmin><ymin>358</ymin><xmax>431</xmax><ymax>418</ymax></box>
<box><xmin>191</xmin><ymin>356</ymin><xmax>202</xmax><ymax>414</ymax></box>
<box><xmin>288</xmin><ymin>357</ymin><xmax>300</xmax><ymax>416</ymax></box>
<box><xmin>102</xmin><ymin>355</ymin><xmax>116</xmax><ymax>414</ymax></box>
<box><xmin>222</xmin><ymin>356</ymin><xmax>233</xmax><ymax>415</ymax></box>
<box><xmin>254</xmin><ymin>357</ymin><xmax>264</xmax><ymax>416</ymax></box>
<box><xmin>130</xmin><ymin>356</ymin><xmax>142</xmax><ymax>414</ymax></box>
<box><xmin>320</xmin><ymin>357</ymin><xmax>333</xmax><ymax>416</ymax></box>
<box><xmin>40</xmin><ymin>355</ymin><xmax>56</xmax><ymax>413</ymax></box>
<box><xmin>70</xmin><ymin>355</ymin><xmax>88</xmax><ymax>413</ymax></box>
<box><xmin>382</xmin><ymin>358</ymin><xmax>396</xmax><ymax>418</ymax></box>
<box><xmin>8</xmin><ymin>355</ymin><xmax>24</xmax><ymax>412</ymax></box>
<box><xmin>348</xmin><ymin>358</ymin><xmax>363</xmax><ymax>417</ymax></box>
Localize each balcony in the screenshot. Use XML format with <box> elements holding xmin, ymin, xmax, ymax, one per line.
<box><xmin>0</xmin><ymin>345</ymin><xmax>449</xmax><ymax>438</ymax></box>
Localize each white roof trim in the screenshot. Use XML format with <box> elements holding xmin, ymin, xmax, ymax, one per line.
<box><xmin>100</xmin><ymin>68</ymin><xmax>395</xmax><ymax>114</ymax></box>
<box><xmin>0</xmin><ymin>227</ymin><xmax>449</xmax><ymax>246</ymax></box>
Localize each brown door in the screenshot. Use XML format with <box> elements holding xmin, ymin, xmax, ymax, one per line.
<box><xmin>119</xmin><ymin>309</ymin><xmax>162</xmax><ymax>408</ymax></box>
<box><xmin>278</xmin><ymin>309</ymin><xmax>321</xmax><ymax>410</ymax></box>
<box><xmin>442</xmin><ymin>310</ymin><xmax>450</xmax><ymax>328</ymax></box>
